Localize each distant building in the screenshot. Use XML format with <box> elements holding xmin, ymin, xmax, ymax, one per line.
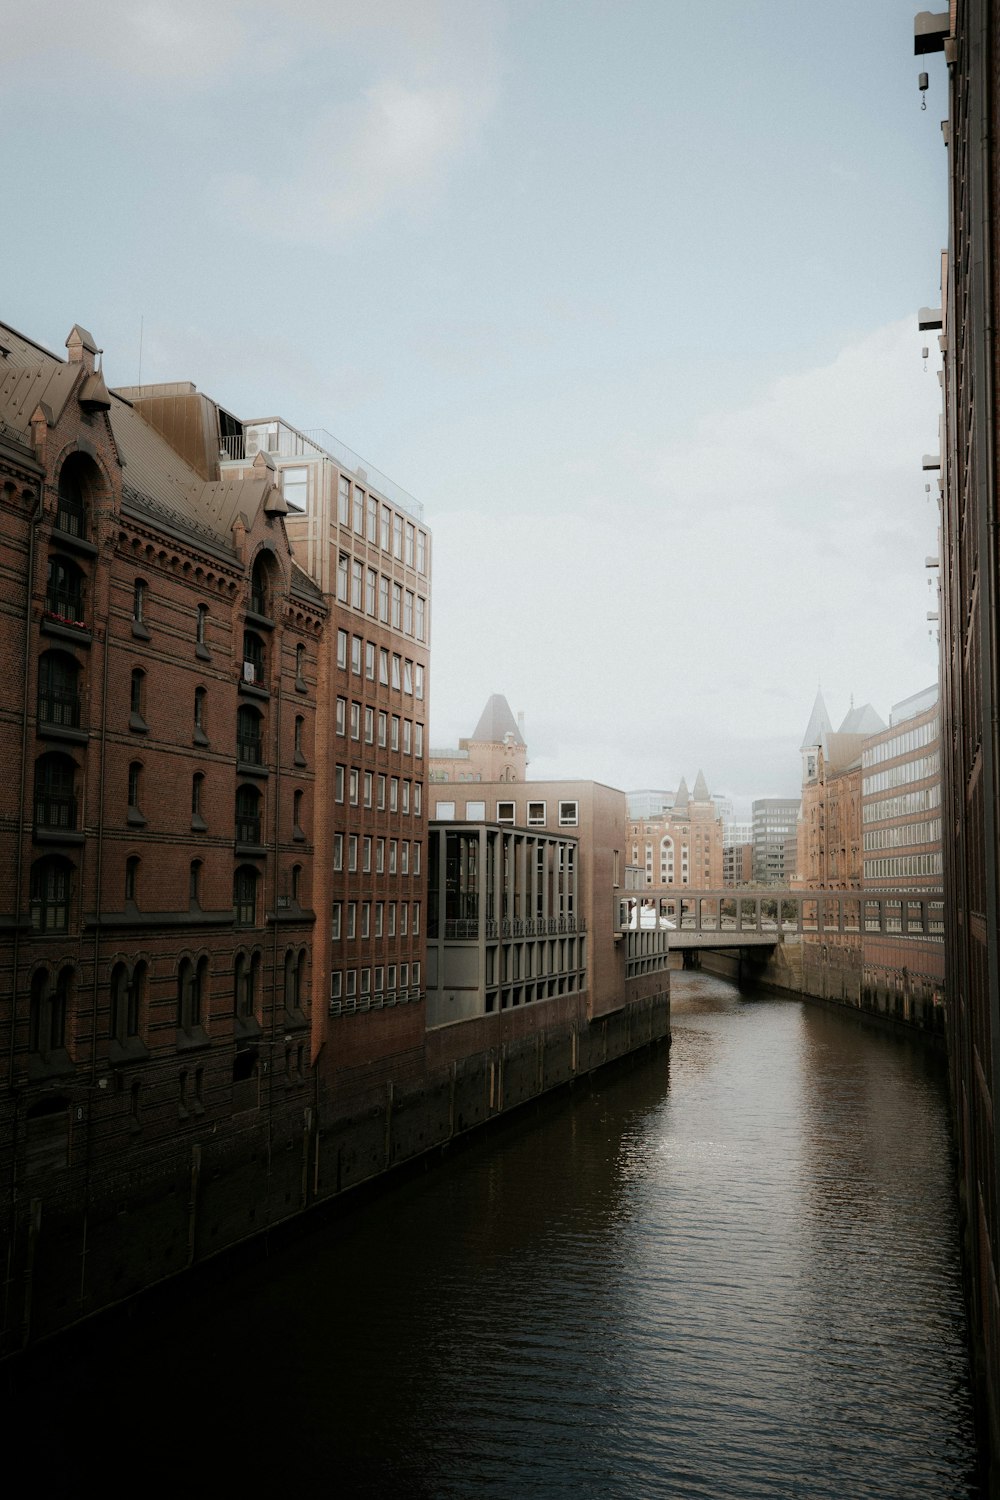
<box><xmin>626</xmin><ymin>770</ymin><xmax>724</xmax><ymax>888</ymax></box>
<box><xmin>429</xmin><ymin>695</ymin><xmax>526</xmax><ymax>784</ymax></box>
<box><xmin>795</xmin><ymin>689</ymin><xmax>885</xmax><ymax>890</ymax></box>
<box><xmin>626</xmin><ymin>789</ymin><xmax>674</xmax><ymax>820</ymax></box>
<box><xmin>752</xmin><ymin>799</ymin><xmax>800</xmax><ymax>885</ymax></box>
<box><xmin>860</xmin><ymin>685</ymin><xmax>943</xmax><ymax>1019</ymax></box>
<box><xmin>723</xmin><ymin>819</ymin><xmax>754</xmax><ymax>887</ymax></box>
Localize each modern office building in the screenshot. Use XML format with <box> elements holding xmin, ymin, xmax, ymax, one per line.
<box><xmin>753</xmin><ymin>798</ymin><xmax>801</xmax><ymax>886</ymax></box>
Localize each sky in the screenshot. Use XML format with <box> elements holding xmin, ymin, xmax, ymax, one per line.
<box><xmin>4</xmin><ymin>0</ymin><xmax>946</xmax><ymax>812</ymax></box>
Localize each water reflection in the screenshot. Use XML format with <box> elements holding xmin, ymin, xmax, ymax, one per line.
<box><xmin>7</xmin><ymin>973</ymin><xmax>981</xmax><ymax>1497</ymax></box>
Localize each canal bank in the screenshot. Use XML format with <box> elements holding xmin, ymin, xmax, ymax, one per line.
<box><xmin>4</xmin><ymin>973</ymin><xmax>982</xmax><ymax>1497</ymax></box>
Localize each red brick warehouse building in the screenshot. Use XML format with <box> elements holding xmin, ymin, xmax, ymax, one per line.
<box><xmin>0</xmin><ymin>323</ymin><xmax>325</xmax><ymax>1347</ymax></box>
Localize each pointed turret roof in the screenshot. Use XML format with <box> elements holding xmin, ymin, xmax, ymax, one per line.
<box><xmin>838</xmin><ymin>702</ymin><xmax>886</xmax><ymax>737</ymax></box>
<box><xmin>673</xmin><ymin>776</ymin><xmax>690</xmax><ymax>813</ymax></box>
<box><xmin>692</xmin><ymin>769</ymin><xmax>710</xmax><ymax>802</ymax></box>
<box><xmin>800</xmin><ymin>688</ymin><xmax>832</xmax><ymax>751</ymax></box>
<box><xmin>471</xmin><ymin>694</ymin><xmax>525</xmax><ymax>745</ymax></box>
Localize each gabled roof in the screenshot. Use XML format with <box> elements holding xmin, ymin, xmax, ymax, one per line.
<box><xmin>838</xmin><ymin>702</ymin><xmax>886</xmax><ymax>737</ymax></box>
<box><xmin>692</xmin><ymin>769</ymin><xmax>710</xmax><ymax>801</ymax></box>
<box><xmin>471</xmin><ymin>694</ymin><xmax>524</xmax><ymax>745</ymax></box>
<box><xmin>800</xmin><ymin>688</ymin><xmax>832</xmax><ymax>751</ymax></box>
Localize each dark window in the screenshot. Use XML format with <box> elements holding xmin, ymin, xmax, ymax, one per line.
<box><xmin>177</xmin><ymin>957</ymin><xmax>206</xmax><ymax>1031</ymax></box>
<box><xmin>250</xmin><ymin>558</ymin><xmax>269</xmax><ymax>616</ymax></box>
<box><xmin>56</xmin><ymin>458</ymin><xmax>89</xmax><ymax>538</ymax></box>
<box><xmin>237</xmin><ymin>706</ymin><xmax>263</xmax><ymax>766</ymax></box>
<box><xmin>243</xmin><ymin>630</ymin><xmax>265</xmax><ymax>686</ymax></box>
<box><xmin>192</xmin><ymin>773</ymin><xmax>203</xmax><ymax>818</ymax></box>
<box><xmin>194</xmin><ymin>687</ymin><xmax>208</xmax><ymax>744</ymax></box>
<box><xmin>33</xmin><ymin>753</ymin><xmax>76</xmax><ymax>830</ymax></box>
<box><xmin>46</xmin><ymin>556</ymin><xmax>84</xmax><ymax>622</ymax></box>
<box><xmin>293</xmin><ymin>788</ymin><xmax>304</xmax><ymax>833</ymax></box>
<box><xmin>37</xmin><ymin>652</ymin><xmax>81</xmax><ymax>728</ymax></box>
<box><xmin>295</xmin><ymin>643</ymin><xmax>306</xmax><ymax>686</ymax></box>
<box><xmin>196</xmin><ymin>604</ymin><xmax>208</xmax><ymax>644</ymax></box>
<box><xmin>189</xmin><ymin>859</ymin><xmax>202</xmax><ymax>905</ymax></box>
<box><xmin>30</xmin><ymin>966</ymin><xmax>69</xmax><ymax>1053</ymax></box>
<box><xmin>294</xmin><ymin>715</ymin><xmax>305</xmax><ymax>763</ymax></box>
<box><xmin>128</xmin><ymin>762</ymin><xmax>142</xmax><ymax>814</ymax></box>
<box><xmin>236</xmin><ymin>784</ymin><xmax>261</xmax><ymax>845</ymax></box>
<box><xmin>133</xmin><ymin>579</ymin><xmax>146</xmax><ymax>623</ymax></box>
<box><xmin>234</xmin><ymin>866</ymin><xmax>257</xmax><ymax>928</ymax></box>
<box><xmin>30</xmin><ymin>857</ymin><xmax>71</xmax><ymax>932</ymax></box>
<box><xmin>291</xmin><ymin>864</ymin><xmax>302</xmax><ymax>903</ymax></box>
<box><xmin>110</xmin><ymin>961</ymin><xmax>142</xmax><ymax>1043</ymax></box>
<box><xmin>125</xmin><ymin>855</ymin><xmax>139</xmax><ymax>903</ymax></box>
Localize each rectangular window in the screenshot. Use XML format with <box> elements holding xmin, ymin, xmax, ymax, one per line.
<box><xmin>404</xmin><ymin>590</ymin><xmax>414</xmax><ymax>636</ymax></box>
<box><xmin>389</xmin><ymin>840</ymin><xmax>397</xmax><ymax>875</ymax></box>
<box><xmin>559</xmin><ymin>801</ymin><xmax>579</xmax><ymax>827</ymax></box>
<box><xmin>354</xmin><ymin>487</ymin><xmax>365</xmax><ymax>535</ymax></box>
<box><xmin>414</xmin><ymin>724</ymin><xmax>424</xmax><ymax>759</ymax></box>
<box><xmin>390</xmin><ymin>777</ymin><xmax>399</xmax><ymax>812</ymax></box>
<box><xmin>378</xmin><ymin>774</ymin><xmax>387</xmax><ymax>810</ymax></box>
<box><xmin>335</xmin><ymin>765</ymin><xmax>345</xmax><ymax>802</ymax></box>
<box><xmin>388</xmin><ymin>903</ymin><xmax>396</xmax><ymax>937</ymax></box>
<box><xmin>400</xmin><ymin>904</ymin><xmax>408</xmax><ymax>936</ymax></box>
<box><xmin>402</xmin><ymin>720</ymin><xmax>412</xmax><ymax>755</ymax></box>
<box><xmin>379</xmin><ymin>649</ymin><xmax>389</xmax><ymax>686</ymax></box>
<box><xmin>336</xmin><ymin>697</ymin><xmax>346</xmax><ymax>736</ymax></box>
<box><xmin>466</xmin><ymin>800</ymin><xmax>486</xmax><ymax>820</ymax></box>
<box><xmin>414</xmin><ymin>843</ymin><xmax>421</xmax><ymax>876</ymax></box>
<box><xmin>337</xmin><ymin>554</ymin><xmax>349</xmax><ymax>603</ymax></box>
<box><xmin>392</xmin><ymin>583</ymin><xmax>402</xmax><ymax>629</ymax></box>
<box><xmin>402</xmin><ymin>780</ymin><xmax>410</xmax><ymax>814</ymax></box>
<box><xmin>414</xmin><ymin>783</ymin><xmax>422</xmax><ymax>817</ymax></box>
<box><xmin>367</xmin><ymin>496</ymin><xmax>378</xmax><ymax>543</ymax></box>
<box><xmin>405</xmin><ymin>521</ymin><xmax>415</xmax><ymax>567</ymax></box>
<box><xmin>401</xmin><ymin>841</ymin><xmax>409</xmax><ymax>873</ymax></box>
<box><xmin>361</xmin><ymin>903</ymin><xmax>370</xmax><ymax>939</ymax></box>
<box><xmin>379</xmin><ymin>575</ymin><xmax>389</xmax><ymax>623</ymax></box>
<box><xmin>412</xmin><ymin>957</ymin><xmax>420</xmax><ymax>985</ymax></box>
<box><xmin>376</xmin><ymin>838</ymin><xmax>385</xmax><ymax>874</ymax></box>
<box><xmin>381</xmin><ymin>505</ymin><xmax>391</xmax><ymax>551</ymax></box>
<box><xmin>360</xmin><ymin>967</ymin><xmax>371</xmax><ymax>997</ymax></box>
<box><xmin>497</xmin><ymin>801</ymin><xmax>515</xmax><ymax>824</ymax></box>
<box><xmin>403</xmin><ymin>659</ymin><xmax>413</xmax><ymax>694</ymax></box>
<box><xmin>337</xmin><ymin>628</ymin><xmax>348</xmax><ymax>669</ymax></box>
<box><xmin>374</xmin><ymin>966</ymin><xmax>384</xmax><ymax>996</ymax></box>
<box><xmin>528</xmin><ymin>801</ymin><xmax>546</xmax><ymax>826</ymax></box>
<box><xmin>348</xmin><ymin>834</ymin><xmax>358</xmax><ymax>871</ymax></box>
<box><xmin>436</xmin><ymin>801</ymin><xmax>456</xmax><ymax>821</ymax></box>
<box><xmin>346</xmin><ymin>903</ymin><xmax>356</xmax><ymax>939</ymax></box>
<box><xmin>332</xmin><ymin>903</ymin><xmax>341</xmax><ymax>941</ymax></box>
<box><xmin>363</xmin><ymin>834</ymin><xmax>372</xmax><ymax>871</ymax></box>
<box><xmin>351</xmin><ymin>636</ymin><xmax>362</xmax><ymax>674</ymax></box>
<box><xmin>393</xmin><ymin>513</ymin><xmax>402</xmax><ymax>559</ymax></box>
<box><xmin>363</xmin><ymin>771</ymin><xmax>373</xmax><ymax>808</ymax></box>
<box><xmin>415</xmin><ymin>664</ymin><xmax>424</xmax><ymax>700</ymax></box>
<box><xmin>391</xmin><ymin>716</ymin><xmax>400</xmax><ymax>751</ymax></box>
<box><xmin>392</xmin><ymin>655</ymin><xmax>401</xmax><ymax>691</ymax></box>
<box><xmin>331</xmin><ymin>971</ymin><xmax>342</xmax><ymax>1001</ymax></box>
<box><xmin>365</xmin><ymin>706</ymin><xmax>374</xmax><ymax>743</ymax></box>
<box><xmin>416</xmin><ymin>531</ymin><xmax>426</xmax><ymax>573</ymax></box>
<box><xmin>333</xmin><ymin>833</ymin><xmax>343</xmax><ymax>871</ymax></box>
<box><xmin>375</xmin><ymin>903</ymin><xmax>384</xmax><ymax>938</ymax></box>
<box><xmin>351</xmin><ymin>561</ymin><xmax>363</xmax><ymax>610</ymax></box>
<box><xmin>349</xmin><ymin>768</ymin><xmax>359</xmax><ymax>805</ymax></box>
<box><xmin>365</xmin><ymin>641</ymin><xmax>375</xmax><ymax>680</ymax></box>
<box><xmin>282</xmin><ymin>465</ymin><xmax>308</xmax><ymax>513</ymax></box>
<box><xmin>415</xmin><ymin>597</ymin><xmax>426</xmax><ymax>642</ymax></box>
<box><xmin>387</xmin><ymin>964</ymin><xmax>396</xmax><ymax>994</ymax></box>
<box><xmin>366</xmin><ymin>568</ymin><xmax>377</xmax><ymax>616</ymax></box>
<box><xmin>350</xmin><ymin>701</ymin><xmax>361</xmax><ymax>739</ymax></box>
<box><xmin>378</xmin><ymin>712</ymin><xmax>387</xmax><ymax>748</ymax></box>
<box><xmin>412</xmin><ymin>908</ymin><xmax>420</xmax><ymax>940</ymax></box>
<box><xmin>346</xmin><ymin>970</ymin><xmax>357</xmax><ymax>997</ymax></box>
<box><xmin>338</xmin><ymin>476</ymin><xmax>351</xmax><ymax>526</ymax></box>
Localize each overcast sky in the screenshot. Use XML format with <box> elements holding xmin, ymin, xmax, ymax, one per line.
<box><xmin>5</xmin><ymin>1</ymin><xmax>945</xmax><ymax>812</ymax></box>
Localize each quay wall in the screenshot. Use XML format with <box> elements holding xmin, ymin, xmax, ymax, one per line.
<box><xmin>1</xmin><ymin>989</ymin><xmax>669</xmax><ymax>1357</ymax></box>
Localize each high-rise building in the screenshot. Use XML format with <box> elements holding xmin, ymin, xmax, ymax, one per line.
<box><xmin>752</xmin><ymin>799</ymin><xmax>801</xmax><ymax>886</ymax></box>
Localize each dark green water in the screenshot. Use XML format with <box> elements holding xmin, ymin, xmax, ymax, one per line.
<box><xmin>8</xmin><ymin>974</ymin><xmax>982</xmax><ymax>1496</ymax></box>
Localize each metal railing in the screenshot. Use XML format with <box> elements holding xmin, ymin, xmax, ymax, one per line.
<box><xmin>221</xmin><ymin>426</ymin><xmax>423</xmax><ymax>521</ymax></box>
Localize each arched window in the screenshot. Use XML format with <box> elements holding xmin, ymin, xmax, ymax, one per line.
<box><xmin>110</xmin><ymin>961</ymin><xmax>142</xmax><ymax>1043</ymax></box>
<box><xmin>236</xmin><ymin>784</ymin><xmax>261</xmax><ymax>846</ymax></box>
<box><xmin>295</xmin><ymin>643</ymin><xmax>306</xmax><ymax>686</ymax></box>
<box><xmin>56</xmin><ymin>452</ymin><xmax>98</xmax><ymax>539</ymax></box>
<box><xmin>236</xmin><ymin>705</ymin><xmax>263</xmax><ymax>766</ymax></box>
<box><xmin>127</xmin><ymin>762</ymin><xmax>144</xmax><ymax>822</ymax></box>
<box><xmin>177</xmin><ymin>957</ymin><xmax>205</xmax><ymax>1032</ymax></box>
<box><xmin>196</xmin><ymin>603</ymin><xmax>208</xmax><ymax>647</ymax></box>
<box><xmin>660</xmin><ymin>835</ymin><xmax>674</xmax><ymax>883</ymax></box>
<box><xmin>30</xmin><ymin>856</ymin><xmax>72</xmax><ymax>932</ymax></box>
<box><xmin>30</xmin><ymin>965</ymin><xmax>69</xmax><ymax>1054</ymax></box>
<box><xmin>130</xmin><ymin>668</ymin><xmax>147</xmax><ymax>730</ymax></box>
<box><xmin>192</xmin><ymin>772</ymin><xmax>204</xmax><ymax>820</ymax></box>
<box><xmin>243</xmin><ymin>629</ymin><xmax>265</xmax><ymax>686</ymax></box>
<box><xmin>234</xmin><ymin>866</ymin><xmax>257</xmax><ymax>928</ymax></box>
<box><xmin>37</xmin><ymin>651</ymin><xmax>81</xmax><ymax>729</ymax></box>
<box><xmin>46</xmin><ymin>556</ymin><xmax>85</xmax><ymax>623</ymax></box>
<box><xmin>132</xmin><ymin>578</ymin><xmax>146</xmax><ymax>624</ymax></box>
<box><xmin>33</xmin><ymin>753</ymin><xmax>77</xmax><ymax>831</ymax></box>
<box><xmin>294</xmin><ymin>714</ymin><xmax>305</xmax><ymax>765</ymax></box>
<box><xmin>250</xmin><ymin>555</ymin><xmax>271</xmax><ymax>617</ymax></box>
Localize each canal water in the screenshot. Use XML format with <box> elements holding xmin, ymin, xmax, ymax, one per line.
<box><xmin>9</xmin><ymin>974</ymin><xmax>982</xmax><ymax>1496</ymax></box>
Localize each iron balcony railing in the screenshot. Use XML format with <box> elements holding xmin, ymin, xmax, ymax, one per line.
<box><xmin>38</xmin><ymin>688</ymin><xmax>81</xmax><ymax>729</ymax></box>
<box><xmin>236</xmin><ymin>815</ymin><xmax>261</xmax><ymax>846</ymax></box>
<box><xmin>237</xmin><ymin>735</ymin><xmax>262</xmax><ymax>766</ymax></box>
<box><xmin>35</xmin><ymin>793</ymin><xmax>77</xmax><ymax>830</ymax></box>
<box><xmin>441</xmin><ymin>914</ymin><xmax>585</xmax><ymax>941</ymax></box>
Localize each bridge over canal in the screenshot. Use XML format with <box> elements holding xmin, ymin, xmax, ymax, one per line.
<box><xmin>619</xmin><ymin>888</ymin><xmax>945</xmax><ymax>951</ymax></box>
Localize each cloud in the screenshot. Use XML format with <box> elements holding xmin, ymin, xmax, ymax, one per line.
<box><xmin>429</xmin><ymin>318</ymin><xmax>941</xmax><ymax>804</ymax></box>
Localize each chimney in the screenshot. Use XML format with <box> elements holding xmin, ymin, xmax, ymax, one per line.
<box><xmin>66</xmin><ymin>324</ymin><xmax>99</xmax><ymax>373</ymax></box>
